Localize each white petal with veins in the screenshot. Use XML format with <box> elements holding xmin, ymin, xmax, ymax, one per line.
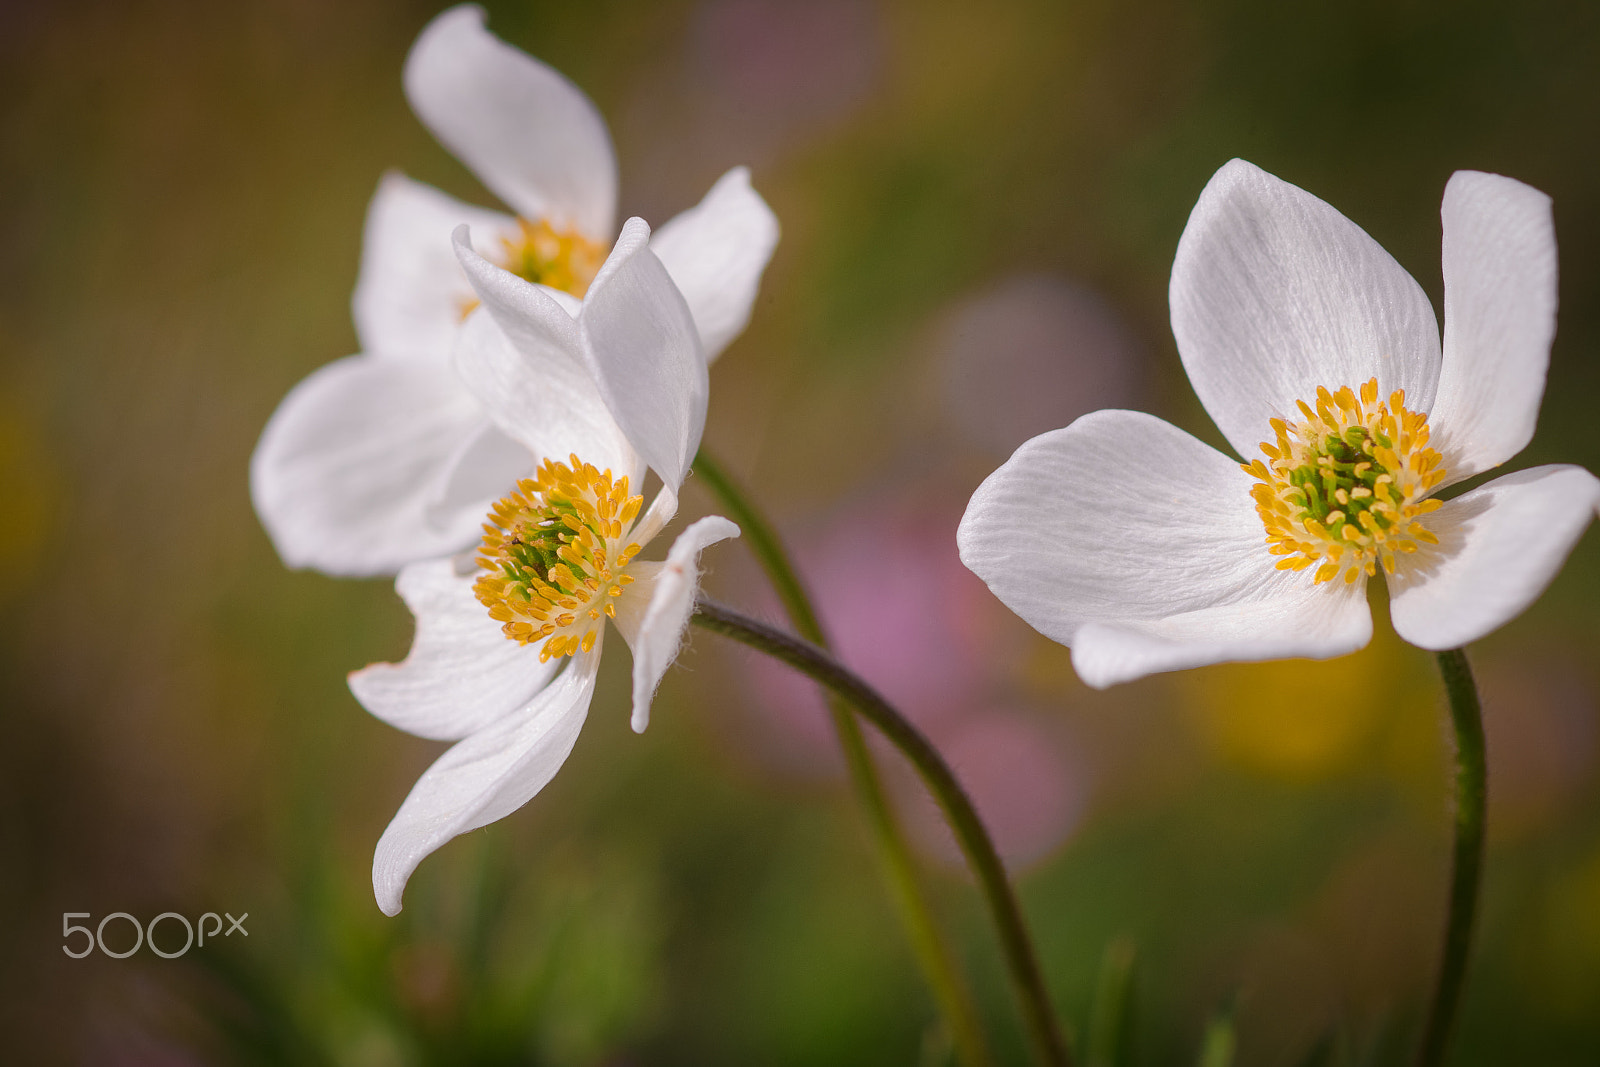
<box><xmin>372</xmin><ymin>646</ymin><xmax>600</xmax><ymax>915</ymax></box>
<box><xmin>250</xmin><ymin>355</ymin><xmax>487</xmax><ymax>575</ymax></box>
<box><xmin>578</xmin><ymin>218</ymin><xmax>708</xmax><ymax>493</ymax></box>
<box><xmin>1429</xmin><ymin>171</ymin><xmax>1558</xmax><ymax>483</ymax></box>
<box><xmin>1070</xmin><ymin>582</ymin><xmax>1372</xmax><ymax>689</ymax></box>
<box><xmin>353</xmin><ymin>171</ymin><xmax>515</xmax><ymax>360</ymax></box>
<box><xmin>652</xmin><ymin>167</ymin><xmax>780</xmax><ymax>362</ymax></box>
<box><xmin>450</xmin><ymin>297</ymin><xmax>639</xmax><ymax>486</ymax></box>
<box><xmin>349</xmin><ymin>558</ymin><xmax>559</xmax><ymax>741</ymax></box>
<box><xmin>404</xmin><ymin>4</ymin><xmax>616</xmax><ymax>237</ymax></box>
<box><xmin>958</xmin><ymin>409</ymin><xmax>1374</xmax><ymax>686</ymax></box>
<box><xmin>613</xmin><ymin>515</ymin><xmax>740</xmax><ymax>732</ymax></box>
<box><xmin>1389</xmin><ymin>465</ymin><xmax>1600</xmax><ymax>650</ymax></box>
<box><xmin>1171</xmin><ymin>159</ymin><xmax>1441</xmax><ymax>460</ymax></box>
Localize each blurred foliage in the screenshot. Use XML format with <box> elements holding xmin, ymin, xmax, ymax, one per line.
<box><xmin>2</xmin><ymin>0</ymin><xmax>1599</xmax><ymax>1063</ymax></box>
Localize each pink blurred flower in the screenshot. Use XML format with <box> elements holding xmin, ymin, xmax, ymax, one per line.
<box><xmin>731</xmin><ymin>483</ymin><xmax>1088</xmax><ymax>864</ymax></box>
<box><xmin>1479</xmin><ymin>650</ymin><xmax>1598</xmax><ymax>838</ymax></box>
<box><xmin>936</xmin><ymin>273</ymin><xmax>1145</xmax><ymax>459</ymax></box>
<box><xmin>736</xmin><ymin>489</ymin><xmax>1009</xmax><ymax>771</ymax></box>
<box><xmin>683</xmin><ymin>0</ymin><xmax>882</xmax><ymax>162</ymax></box>
<box><xmin>896</xmin><ymin>708</ymin><xmax>1089</xmax><ymax>871</ymax></box>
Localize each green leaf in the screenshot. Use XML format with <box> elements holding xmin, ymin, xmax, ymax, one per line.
<box><xmin>1086</xmin><ymin>937</ymin><xmax>1137</xmax><ymax>1067</ymax></box>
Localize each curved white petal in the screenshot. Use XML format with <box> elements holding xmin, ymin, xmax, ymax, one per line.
<box><xmin>957</xmin><ymin>409</ymin><xmax>1373</xmax><ymax>688</ymax></box>
<box><xmin>650</xmin><ymin>167</ymin><xmax>780</xmax><ymax>362</ymax></box>
<box><xmin>403</xmin><ymin>5</ymin><xmax>616</xmax><ymax>237</ymax></box>
<box><xmin>1389</xmin><ymin>465</ymin><xmax>1600</xmax><ymax>650</ymax></box>
<box><xmin>349</xmin><ymin>559</ymin><xmax>559</xmax><ymax>741</ymax></box>
<box><xmin>372</xmin><ymin>646</ymin><xmax>600</xmax><ymax>915</ymax></box>
<box><xmin>452</xmin><ymin>247</ymin><xmax>641</xmax><ymax>485</ymax></box>
<box><xmin>611</xmin><ymin>515</ymin><xmax>739</xmax><ymax>733</ymax></box>
<box><xmin>628</xmin><ymin>484</ymin><xmax>679</xmax><ymax>551</ymax></box>
<box><xmin>1070</xmin><ymin>581</ymin><xmax>1372</xmax><ymax>689</ymax></box>
<box><xmin>1171</xmin><ymin>159</ymin><xmax>1442</xmax><ymax>460</ymax></box>
<box><xmin>1428</xmin><ymin>172</ymin><xmax>1558</xmax><ymax>483</ymax></box>
<box><xmin>352</xmin><ymin>171</ymin><xmax>515</xmax><ymax>360</ymax></box>
<box><xmin>578</xmin><ymin>218</ymin><xmax>709</xmax><ymax>493</ymax></box>
<box><xmin>425</xmin><ymin>422</ymin><xmax>535</xmax><ymax>531</ymax></box>
<box><xmin>250</xmin><ymin>355</ymin><xmax>487</xmax><ymax>576</ymax></box>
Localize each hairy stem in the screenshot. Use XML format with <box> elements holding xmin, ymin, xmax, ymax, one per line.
<box><xmin>1415</xmin><ymin>647</ymin><xmax>1487</xmax><ymax>1067</ymax></box>
<box><xmin>692</xmin><ymin>596</ymin><xmax>1071</xmax><ymax>1067</ymax></box>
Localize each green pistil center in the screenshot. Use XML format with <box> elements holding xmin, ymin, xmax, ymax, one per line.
<box><xmin>1284</xmin><ymin>426</ymin><xmax>1396</xmax><ymax>538</ymax></box>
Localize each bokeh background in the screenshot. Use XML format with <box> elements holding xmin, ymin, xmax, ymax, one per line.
<box><xmin>4</xmin><ymin>0</ymin><xmax>1600</xmax><ymax>1063</ymax></box>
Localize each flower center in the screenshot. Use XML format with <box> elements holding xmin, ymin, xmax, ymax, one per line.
<box><xmin>474</xmin><ymin>454</ymin><xmax>644</xmax><ymax>661</ymax></box>
<box><xmin>1243</xmin><ymin>378</ymin><xmax>1446</xmax><ymax>585</ymax></box>
<box><xmin>499</xmin><ymin>218</ymin><xmax>605</xmax><ymax>298</ymax></box>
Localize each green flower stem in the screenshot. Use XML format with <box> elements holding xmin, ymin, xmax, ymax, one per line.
<box><xmin>691</xmin><ymin>450</ymin><xmax>994</xmax><ymax>1067</ymax></box>
<box><xmin>691</xmin><ymin>596</ymin><xmax>1072</xmax><ymax>1067</ymax></box>
<box><xmin>691</xmin><ymin>450</ymin><xmax>830</xmax><ymax>646</ymax></box>
<box><xmin>1416</xmin><ymin>648</ymin><xmax>1487</xmax><ymax>1067</ymax></box>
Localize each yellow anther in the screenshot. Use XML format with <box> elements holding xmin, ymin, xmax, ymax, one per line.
<box><xmin>496</xmin><ymin>217</ymin><xmax>605</xmax><ymax>297</ymax></box>
<box><xmin>1244</xmin><ymin>377</ymin><xmax>1445</xmax><ymax>585</ymax></box>
<box><xmin>472</xmin><ymin>453</ymin><xmax>650</xmax><ymax>649</ymax></box>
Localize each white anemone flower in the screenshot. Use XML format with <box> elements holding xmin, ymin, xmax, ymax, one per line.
<box><xmin>959</xmin><ymin>159</ymin><xmax>1600</xmax><ymax>689</ymax></box>
<box><xmin>251</xmin><ymin>3</ymin><xmax>777</xmax><ymax>576</ymax></box>
<box><xmin>352</xmin><ymin>216</ymin><xmax>738</xmax><ymax>915</ymax></box>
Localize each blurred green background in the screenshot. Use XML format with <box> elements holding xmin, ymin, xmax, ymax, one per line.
<box><xmin>3</xmin><ymin>0</ymin><xmax>1599</xmax><ymax>1063</ymax></box>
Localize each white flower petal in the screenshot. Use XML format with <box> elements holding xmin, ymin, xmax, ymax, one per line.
<box><xmin>650</xmin><ymin>167</ymin><xmax>780</xmax><ymax>362</ymax></box>
<box><xmin>1070</xmin><ymin>582</ymin><xmax>1372</xmax><ymax>688</ymax></box>
<box><xmin>1428</xmin><ymin>172</ymin><xmax>1558</xmax><ymax>483</ymax></box>
<box><xmin>1389</xmin><ymin>465</ymin><xmax>1600</xmax><ymax>650</ymax></box>
<box><xmin>579</xmin><ymin>218</ymin><xmax>709</xmax><ymax>493</ymax></box>
<box><xmin>628</xmin><ymin>484</ymin><xmax>679</xmax><ymax>551</ymax></box>
<box><xmin>959</xmin><ymin>410</ymin><xmax>1279</xmax><ymax>633</ymax></box>
<box><xmin>957</xmin><ymin>409</ymin><xmax>1372</xmax><ymax>687</ymax></box>
<box><xmin>451</xmin><ymin>249</ymin><xmax>641</xmax><ymax>484</ymax></box>
<box><xmin>424</xmin><ymin>422</ymin><xmax>534</xmax><ymax>532</ymax></box>
<box><xmin>612</xmin><ymin>515</ymin><xmax>739</xmax><ymax>733</ymax></box>
<box><xmin>1171</xmin><ymin>159</ymin><xmax>1442</xmax><ymax>460</ymax></box>
<box><xmin>403</xmin><ymin>5</ymin><xmax>616</xmax><ymax>237</ymax></box>
<box><xmin>352</xmin><ymin>171</ymin><xmax>515</xmax><ymax>360</ymax></box>
<box><xmin>372</xmin><ymin>646</ymin><xmax>600</xmax><ymax>916</ymax></box>
<box><xmin>250</xmin><ymin>355</ymin><xmax>487</xmax><ymax>576</ymax></box>
<box><xmin>349</xmin><ymin>558</ymin><xmax>559</xmax><ymax>741</ymax></box>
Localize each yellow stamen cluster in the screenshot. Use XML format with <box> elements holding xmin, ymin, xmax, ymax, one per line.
<box><xmin>1243</xmin><ymin>378</ymin><xmax>1446</xmax><ymax>585</ymax></box>
<box><xmin>474</xmin><ymin>454</ymin><xmax>644</xmax><ymax>662</ymax></box>
<box><xmin>459</xmin><ymin>218</ymin><xmax>606</xmax><ymax>320</ymax></box>
<box><xmin>500</xmin><ymin>218</ymin><xmax>605</xmax><ymax>297</ymax></box>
